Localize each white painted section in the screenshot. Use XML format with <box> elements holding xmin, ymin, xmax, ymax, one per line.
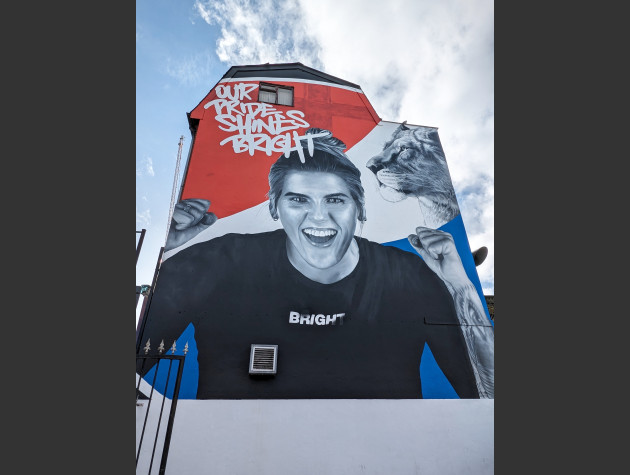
<box><xmin>218</xmin><ymin>76</ymin><xmax>365</xmax><ymax>93</ymax></box>
<box><xmin>162</xmin><ymin>399</ymin><xmax>493</xmax><ymax>475</ymax></box>
<box><xmin>163</xmin><ymin>121</ymin><xmax>450</xmax><ymax>262</ymax></box>
<box><xmin>345</xmin><ymin>121</ymin><xmax>453</xmax><ymax>237</ymax></box>
<box><xmin>162</xmin><ymin>201</ymin><xmax>282</xmax><ymax>261</ymax></box>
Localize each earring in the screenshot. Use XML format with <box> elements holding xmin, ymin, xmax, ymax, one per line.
<box><xmin>273</xmin><ymin>216</ymin><xmax>278</xmax><ymax>221</ymax></box>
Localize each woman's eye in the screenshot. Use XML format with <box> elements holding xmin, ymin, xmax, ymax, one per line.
<box><xmin>326</xmin><ymin>197</ymin><xmax>344</xmax><ymax>204</ymax></box>
<box><xmin>289</xmin><ymin>196</ymin><xmax>307</xmax><ymax>203</ymax></box>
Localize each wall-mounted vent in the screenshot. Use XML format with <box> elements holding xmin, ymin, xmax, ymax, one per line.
<box><xmin>249</xmin><ymin>344</ymin><xmax>278</xmax><ymax>375</ymax></box>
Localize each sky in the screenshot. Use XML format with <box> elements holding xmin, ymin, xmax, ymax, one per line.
<box><xmin>136</xmin><ymin>0</ymin><xmax>494</xmax><ymax>321</ymax></box>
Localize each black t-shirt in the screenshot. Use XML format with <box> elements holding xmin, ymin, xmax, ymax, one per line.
<box><xmin>139</xmin><ymin>230</ymin><xmax>478</xmax><ymax>399</ymax></box>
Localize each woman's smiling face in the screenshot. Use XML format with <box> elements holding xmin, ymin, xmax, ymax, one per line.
<box><xmin>277</xmin><ymin>171</ymin><xmax>359</xmax><ymax>271</ymax></box>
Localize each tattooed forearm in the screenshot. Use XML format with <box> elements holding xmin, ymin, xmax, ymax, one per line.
<box><xmin>450</xmin><ymin>282</ymin><xmax>495</xmax><ymax>398</ymax></box>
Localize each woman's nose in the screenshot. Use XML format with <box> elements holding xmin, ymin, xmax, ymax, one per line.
<box><xmin>309</xmin><ymin>202</ymin><xmax>326</xmax><ymax>221</ymax></box>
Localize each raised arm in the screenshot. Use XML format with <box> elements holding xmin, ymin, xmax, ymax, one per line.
<box><xmin>409</xmin><ymin>227</ymin><xmax>494</xmax><ymax>398</ymax></box>
<box><xmin>165</xmin><ymin>198</ymin><xmax>217</xmax><ymax>252</ymax></box>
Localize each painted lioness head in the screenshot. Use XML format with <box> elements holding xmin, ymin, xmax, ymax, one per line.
<box><xmin>366</xmin><ymin>122</ymin><xmax>460</xmax><ymax>224</ymax></box>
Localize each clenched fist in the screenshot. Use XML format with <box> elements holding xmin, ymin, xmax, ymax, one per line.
<box><xmin>408</xmin><ymin>226</ymin><xmax>469</xmax><ymax>291</ymax></box>
<box><xmin>165</xmin><ymin>199</ymin><xmax>217</xmax><ymax>252</ymax></box>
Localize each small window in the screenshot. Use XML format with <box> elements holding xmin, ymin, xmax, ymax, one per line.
<box><xmin>258</xmin><ymin>82</ymin><xmax>294</xmax><ymax>106</ymax></box>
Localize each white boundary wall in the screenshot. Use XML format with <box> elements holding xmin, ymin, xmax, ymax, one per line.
<box><xmin>160</xmin><ymin>399</ymin><xmax>493</xmax><ymax>475</ymax></box>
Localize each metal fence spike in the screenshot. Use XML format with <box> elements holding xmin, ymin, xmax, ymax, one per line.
<box><xmin>158</xmin><ymin>339</ymin><xmax>165</xmax><ymax>354</ymax></box>
<box><xmin>144</xmin><ymin>339</ymin><xmax>151</xmax><ymax>354</ymax></box>
<box><xmin>170</xmin><ymin>341</ymin><xmax>177</xmax><ymax>354</ymax></box>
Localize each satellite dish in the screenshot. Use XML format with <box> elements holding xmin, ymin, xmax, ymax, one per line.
<box><xmin>472</xmin><ymin>246</ymin><xmax>488</xmax><ymax>266</ymax></box>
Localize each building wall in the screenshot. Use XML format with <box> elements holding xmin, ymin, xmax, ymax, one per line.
<box><xmin>137</xmin><ymin>64</ymin><xmax>494</xmax><ymax>474</ymax></box>
<box><xmin>138</xmin><ymin>65</ymin><xmax>493</xmax><ymax>400</ymax></box>
<box><xmin>163</xmin><ymin>399</ymin><xmax>494</xmax><ymax>475</ymax></box>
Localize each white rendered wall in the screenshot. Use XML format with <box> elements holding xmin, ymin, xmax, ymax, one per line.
<box><xmin>160</xmin><ymin>399</ymin><xmax>493</xmax><ymax>475</ymax></box>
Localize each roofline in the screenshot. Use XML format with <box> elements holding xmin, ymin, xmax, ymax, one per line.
<box><xmin>221</xmin><ymin>62</ymin><xmax>362</xmax><ymax>90</ymax></box>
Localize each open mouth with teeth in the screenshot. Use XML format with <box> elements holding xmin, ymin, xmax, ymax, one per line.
<box><xmin>302</xmin><ymin>228</ymin><xmax>337</xmax><ymax>245</ymax></box>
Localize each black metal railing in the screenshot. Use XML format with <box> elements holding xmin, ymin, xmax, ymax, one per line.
<box><xmin>136</xmin><ymin>246</ymin><xmax>165</xmax><ymax>355</ymax></box>
<box><xmin>136</xmin><ymin>352</ymin><xmax>185</xmax><ymax>475</ymax></box>
<box><xmin>136</xmin><ymin>229</ymin><xmax>146</xmax><ymax>265</ymax></box>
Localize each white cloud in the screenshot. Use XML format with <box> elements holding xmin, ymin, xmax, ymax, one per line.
<box><xmin>136</xmin><ymin>207</ymin><xmax>152</xmax><ymax>228</ymax></box>
<box><xmin>194</xmin><ymin>0</ymin><xmax>322</xmax><ymax>67</ymax></box>
<box><xmin>136</xmin><ymin>156</ymin><xmax>155</xmax><ymax>177</ymax></box>
<box><xmin>193</xmin><ymin>0</ymin><xmax>494</xmax><ymax>293</ymax></box>
<box><xmin>457</xmin><ymin>177</ymin><xmax>494</xmax><ymax>295</ymax></box>
<box><xmin>165</xmin><ymin>50</ymin><xmax>218</xmax><ymax>87</ymax></box>
<box><xmin>146</xmin><ymin>157</ymin><xmax>155</xmax><ymax>176</ymax></box>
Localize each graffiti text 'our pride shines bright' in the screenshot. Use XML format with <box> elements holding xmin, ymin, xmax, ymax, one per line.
<box><xmin>204</xmin><ymin>83</ymin><xmax>328</xmax><ymax>162</ymax></box>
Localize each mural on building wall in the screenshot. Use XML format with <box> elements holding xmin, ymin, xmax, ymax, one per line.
<box><xmin>138</xmin><ymin>78</ymin><xmax>494</xmax><ymax>400</ymax></box>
